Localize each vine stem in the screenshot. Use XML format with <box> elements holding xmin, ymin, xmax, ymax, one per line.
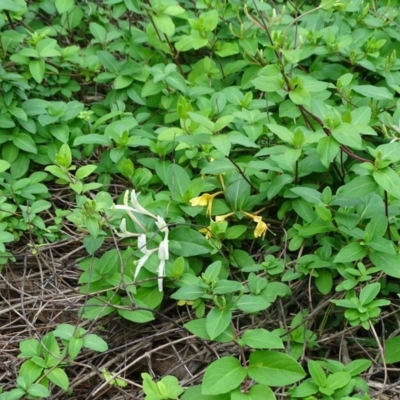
<box><xmin>369</xmin><ymin>321</ymin><xmax>387</xmax><ymax>398</ymax></box>
<box><xmin>248</xmin><ymin>2</ymin><xmax>374</xmax><ymax>166</ymax></box>
<box><xmin>384</xmin><ymin>190</ymin><xmax>392</xmax><ymax>240</ymax></box>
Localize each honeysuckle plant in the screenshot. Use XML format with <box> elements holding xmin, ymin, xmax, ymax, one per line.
<box><xmin>5</xmin><ymin>0</ymin><xmax>400</xmax><ymax>398</ymax></box>
<box><xmin>189</xmin><ymin>191</ymin><xmax>224</xmax><ymax>216</ymax></box>
<box><xmin>114</xmin><ymin>190</ymin><xmax>169</xmax><ymax>292</ymax></box>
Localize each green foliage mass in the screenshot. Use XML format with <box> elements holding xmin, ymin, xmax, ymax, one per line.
<box><xmin>2</xmin><ymin>0</ymin><xmax>400</xmax><ymax>398</ymax></box>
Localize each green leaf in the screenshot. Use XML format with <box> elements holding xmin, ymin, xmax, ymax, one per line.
<box><xmin>82</xmin><ymin>334</ymin><xmax>108</xmax><ymax>352</ymax></box>
<box><xmin>211</xmin><ymin>134</ymin><xmax>231</xmax><ymax>156</ymax></box>
<box><xmin>359</xmin><ymin>282</ymin><xmax>380</xmax><ymax>305</ymax></box>
<box><xmin>169</xmin><ymin>227</ymin><xmax>213</xmax><ymax>257</ymax></box>
<box><xmin>267</xmin><ymin>124</ymin><xmax>293</xmax><ymax>144</ymax></box>
<box><xmin>188</xmin><ymin>112</ymin><xmax>214</xmax><ymax>131</ymax></box>
<box><xmin>351</xmin><ymin>106</ymin><xmax>371</xmax><ymax>126</ymax></box>
<box><xmin>14</xmin><ymin>132</ymin><xmax>37</xmax><ymax>153</ymax></box>
<box><xmin>201</xmin><ymin>158</ymin><xmax>237</xmax><ymax>174</ymax></box>
<box><xmin>373</xmin><ymin>167</ymin><xmax>400</xmax><ymax>199</ymax></box>
<box><xmin>53</xmin><ymin>324</ymin><xmax>76</xmax><ymax>341</ymax></box>
<box><xmin>76</xmin><ymin>165</ymin><xmax>97</xmax><ymax>180</ymax></box>
<box><xmin>74</xmin><ymin>134</ymin><xmax>112</xmax><ymax>146</ymax></box>
<box><xmin>215</xmin><ymin>42</ymin><xmax>239</xmax><ymax>57</ymax></box>
<box><xmin>252</xmin><ymin>75</ymin><xmax>283</xmax><ymax>92</ymax></box>
<box><xmin>27</xmin><ymin>384</ymin><xmax>50</xmax><ymax>398</ymax></box>
<box><xmin>0</xmin><ymin>0</ymin><xmax>27</xmax><ymax>12</ymax></box>
<box><xmin>171</xmin><ymin>285</ymin><xmax>206</xmax><ymax>300</ymax></box>
<box><xmin>0</xmin><ymin>160</ymin><xmax>11</xmax><ymax>172</ymax></box>
<box><xmin>184</xmin><ymin>319</ymin><xmax>235</xmax><ymax>343</ymax></box>
<box><xmin>202</xmin><ymin>357</ymin><xmax>247</xmax><ymax>395</ymax></box>
<box><xmin>52</xmin><ymin>125</ymin><xmax>69</xmax><ymax>143</ymax></box>
<box><xmin>114</xmin><ymin>75</ymin><xmax>133</xmax><ymax>90</ymax></box>
<box><xmin>316</xmin><ymin>136</ymin><xmax>340</xmax><ymax>168</ymax></box>
<box><xmin>142</xmin><ymin>372</ymin><xmax>160</xmax><ymax>396</ymax></box>
<box><xmin>291</xmin><ymin>187</ymin><xmax>321</xmax><ymax>204</ymax></box>
<box><xmin>97</xmin><ymin>51</ymin><xmax>119</xmax><ymax>73</ymax></box>
<box><xmin>308</xmin><ymin>360</ymin><xmax>326</xmax><ymax>387</ymax></box>
<box><xmin>153</xmin><ymin>14</ymin><xmax>175</xmax><ymax>37</ymax></box>
<box><xmin>385</xmin><ymin>335</ymin><xmax>400</xmax><ymax>363</ymax></box>
<box><xmin>331</xmin><ymin>123</ymin><xmax>363</xmax><ymax>150</ymax></box>
<box><xmin>238</xmin><ymin>329</ymin><xmax>284</xmax><ymax>349</ymax></box>
<box><xmin>19</xmin><ymin>339</ymin><xmax>42</xmax><ymax>357</ymax></box>
<box><xmin>370</xmin><ymin>253</ymin><xmax>400</xmax><ymax>278</ymax></box>
<box><xmin>232</xmin><ymin>384</ymin><xmax>276</xmax><ymax>400</ymax></box>
<box><xmin>289</xmin><ymin>87</ymin><xmax>311</xmax><ymax>105</ymax></box>
<box><xmin>90</xmin><ymin>22</ymin><xmax>107</xmax><ymax>43</ymax></box>
<box><xmin>248</xmin><ymin>351</ymin><xmax>306</xmax><ymax>386</ymax></box>
<box><xmin>225</xmin><ymin>178</ymin><xmax>250</xmax><ymax>211</ymax></box>
<box><xmin>325</xmin><ymin>372</ymin><xmax>351</xmax><ymax>390</ymax></box>
<box><xmin>201</xmin><ymin>9</ymin><xmax>219</xmax><ymax>31</ymax></box>
<box><xmin>47</xmin><ymin>367</ymin><xmax>69</xmax><ymax>390</ymax></box>
<box><xmin>206</xmin><ymin>308</ymin><xmax>232</xmax><ymax>340</ymax></box>
<box><xmin>55</xmin><ymin>0</ymin><xmax>74</xmax><ymax>13</ymax></box>
<box><xmin>83</xmin><ymin>235</ymin><xmax>104</xmax><ymax>255</ymax></box>
<box><xmin>338</xmin><ymin>175</ymin><xmax>379</xmax><ymax>198</ymax></box>
<box><xmin>68</xmin><ymin>337</ymin><xmax>83</xmax><ymax>359</ymax></box>
<box><xmin>19</xmin><ymin>359</ymin><xmax>43</xmax><ymax>385</ymax></box>
<box><xmin>334</xmin><ymin>243</ymin><xmax>367</xmax><ymax>263</ymax></box>
<box><xmin>298</xmin><ymin>220</ymin><xmax>335</xmax><ymax>237</ymax></box>
<box><xmin>29</xmin><ymin>59</ymin><xmax>45</xmax><ymax>84</ymax></box>
<box><xmin>236</xmin><ymin>295</ymin><xmax>270</xmax><ymax>313</ymax></box>
<box><xmin>166</xmin><ymin>164</ymin><xmax>191</xmax><ymax>201</ymax></box>
<box><xmin>118</xmin><ymin>309</ymin><xmax>154</xmax><ymax>323</ymax></box>
<box><xmin>164</xmin><ymin>5</ymin><xmax>186</xmax><ymax>15</ymax></box>
<box><xmin>352</xmin><ymin>85</ymin><xmax>393</xmax><ymax>100</ymax></box>
<box><xmin>315</xmin><ymin>268</ymin><xmax>333</xmax><ymax>295</ymax></box>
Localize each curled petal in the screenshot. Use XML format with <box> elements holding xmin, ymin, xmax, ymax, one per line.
<box><xmin>253</xmin><ymin>216</ymin><xmax>268</xmax><ymax>239</ymax></box>
<box><xmin>215</xmin><ymin>212</ymin><xmax>235</xmax><ymax>222</ymax></box>
<box><xmin>199</xmin><ymin>227</ymin><xmax>212</xmax><ymax>239</ymax></box>
<box><xmin>137</xmin><ymin>233</ymin><xmax>147</xmax><ymax>251</ymax></box>
<box><xmin>114</xmin><ymin>218</ymin><xmax>140</xmax><ymax>238</ymax></box>
<box><xmin>134</xmin><ymin>254</ymin><xmax>151</xmax><ymax>280</ymax></box>
<box><xmin>393</xmin><ymin>119</ymin><xmax>400</xmax><ymax>134</ymax></box>
<box><xmin>114</xmin><ymin>204</ymin><xmax>146</xmax><ymax>233</ymax></box>
<box><xmin>189</xmin><ymin>194</ymin><xmax>212</xmax><ymax>207</ymax></box>
<box><xmin>134</xmin><ymin>234</ymin><xmax>157</xmax><ymax>280</ymax></box>
<box><xmin>158</xmin><ymin>238</ymin><xmax>169</xmax><ymax>261</ymax></box>
<box><xmin>190</xmin><ymin>192</ymin><xmax>223</xmax><ymax>217</ymax></box>
<box><xmin>155</xmin><ymin>216</ymin><xmax>168</xmax><ymax>233</ymax></box>
<box><xmin>130</xmin><ymin>190</ymin><xmax>157</xmax><ymax>218</ymax></box>
<box><xmin>157</xmin><ymin>259</ymin><xmax>165</xmax><ymax>292</ymax></box>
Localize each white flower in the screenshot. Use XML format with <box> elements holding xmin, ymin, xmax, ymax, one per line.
<box><xmin>392</xmin><ymin>119</ymin><xmax>400</xmax><ymax>134</ymax></box>
<box><xmin>157</xmin><ymin>235</ymin><xmax>169</xmax><ymax>292</ymax></box>
<box><xmin>134</xmin><ymin>234</ymin><xmax>157</xmax><ymax>281</ymax></box>
<box><xmin>155</xmin><ymin>216</ymin><xmax>168</xmax><ymax>233</ymax></box>
<box><xmin>114</xmin><ymin>190</ymin><xmax>170</xmax><ymax>292</ymax></box>
<box><xmin>114</xmin><ymin>190</ymin><xmax>156</xmax><ymax>232</ymax></box>
<box><xmin>114</xmin><ymin>218</ymin><xmax>140</xmax><ymax>239</ymax></box>
<box><xmin>129</xmin><ymin>190</ymin><xmax>157</xmax><ymax>219</ymax></box>
<box><xmin>155</xmin><ymin>216</ymin><xmax>169</xmax><ymax>291</ymax></box>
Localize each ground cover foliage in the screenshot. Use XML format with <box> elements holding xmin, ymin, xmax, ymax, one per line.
<box><xmin>2</xmin><ymin>0</ymin><xmax>400</xmax><ymax>398</ymax></box>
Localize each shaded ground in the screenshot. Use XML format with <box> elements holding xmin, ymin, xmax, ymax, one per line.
<box><xmin>1</xmin><ymin>239</ymin><xmax>400</xmax><ymax>399</ymax></box>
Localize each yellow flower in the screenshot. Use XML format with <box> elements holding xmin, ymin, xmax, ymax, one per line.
<box><xmin>253</xmin><ymin>216</ymin><xmax>268</xmax><ymax>239</ymax></box>
<box><xmin>243</xmin><ymin>212</ymin><xmax>269</xmax><ymax>239</ymax></box>
<box><xmin>215</xmin><ymin>212</ymin><xmax>235</xmax><ymax>222</ymax></box>
<box><xmin>190</xmin><ymin>191</ymin><xmax>223</xmax><ymax>216</ymax></box>
<box><xmin>199</xmin><ymin>226</ymin><xmax>213</xmax><ymax>239</ymax></box>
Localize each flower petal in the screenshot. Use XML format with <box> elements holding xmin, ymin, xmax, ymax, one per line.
<box><xmin>130</xmin><ymin>190</ymin><xmax>157</xmax><ymax>218</ymax></box>
<box><xmin>254</xmin><ymin>217</ymin><xmax>268</xmax><ymax>239</ymax></box>
<box><xmin>155</xmin><ymin>216</ymin><xmax>168</xmax><ymax>233</ymax></box>
<box><xmin>134</xmin><ymin>254</ymin><xmax>151</xmax><ymax>280</ymax></box>
<box><xmin>157</xmin><ymin>259</ymin><xmax>165</xmax><ymax>292</ymax></box>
